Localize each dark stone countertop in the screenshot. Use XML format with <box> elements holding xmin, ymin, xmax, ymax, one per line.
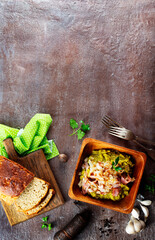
<box><xmin>0</xmin><ymin>0</ymin><xmax>154</xmax><ymax>240</ymax></box>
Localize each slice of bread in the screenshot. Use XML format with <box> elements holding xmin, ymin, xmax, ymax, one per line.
<box><xmin>14</xmin><ymin>177</ymin><xmax>50</xmax><ymax>211</ymax></box>
<box><xmin>25</xmin><ymin>189</ymin><xmax>55</xmax><ymax>215</ymax></box>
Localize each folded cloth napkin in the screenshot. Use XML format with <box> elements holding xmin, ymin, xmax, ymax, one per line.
<box><xmin>0</xmin><ymin>113</ymin><xmax>59</xmax><ymax>160</ymax></box>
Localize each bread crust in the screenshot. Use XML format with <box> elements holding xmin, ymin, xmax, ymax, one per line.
<box><xmin>25</xmin><ymin>189</ymin><xmax>55</xmax><ymax>215</ymax></box>
<box><xmin>0</xmin><ymin>156</ymin><xmax>34</xmax><ymax>198</ymax></box>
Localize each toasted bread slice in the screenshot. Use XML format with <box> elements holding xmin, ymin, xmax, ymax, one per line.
<box><xmin>15</xmin><ymin>177</ymin><xmax>50</xmax><ymax>211</ymax></box>
<box><xmin>25</xmin><ymin>189</ymin><xmax>55</xmax><ymax>215</ymax></box>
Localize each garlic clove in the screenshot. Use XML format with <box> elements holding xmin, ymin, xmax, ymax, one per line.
<box><xmin>131</xmin><ymin>207</ymin><xmax>140</xmax><ymax>219</ymax></box>
<box><xmin>140</xmin><ymin>204</ymin><xmax>149</xmax><ymax>221</ymax></box>
<box><xmin>139</xmin><ymin>220</ymin><xmax>145</xmax><ymax>230</ymax></box>
<box><xmin>131</xmin><ymin>217</ymin><xmax>143</xmax><ymax>233</ymax></box>
<box><xmin>138</xmin><ymin>199</ymin><xmax>152</xmax><ymax>206</ymax></box>
<box><xmin>125</xmin><ymin>220</ymin><xmax>136</xmax><ymax>234</ymax></box>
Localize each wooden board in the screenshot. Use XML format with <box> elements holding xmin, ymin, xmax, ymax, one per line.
<box><xmin>1</xmin><ymin>138</ymin><xmax>64</xmax><ymax>226</ymax></box>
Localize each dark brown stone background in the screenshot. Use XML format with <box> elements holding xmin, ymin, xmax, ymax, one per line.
<box><xmin>0</xmin><ymin>0</ymin><xmax>154</xmax><ymax>240</ymax></box>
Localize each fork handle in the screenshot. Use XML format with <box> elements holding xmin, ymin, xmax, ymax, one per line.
<box><xmin>135</xmin><ymin>136</ymin><xmax>155</xmax><ymax>147</ymax></box>
<box><xmin>133</xmin><ymin>140</ymin><xmax>155</xmax><ymax>161</ymax></box>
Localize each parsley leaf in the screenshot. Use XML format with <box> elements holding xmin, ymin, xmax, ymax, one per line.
<box><xmin>70</xmin><ymin>119</ymin><xmax>79</xmax><ymax>129</ymax></box>
<box><xmin>41</xmin><ymin>216</ymin><xmax>53</xmax><ymax>231</ymax></box>
<box><xmin>112</xmin><ymin>157</ymin><xmax>122</xmax><ymax>171</ymax></box>
<box><xmin>115</xmin><ymin>167</ymin><xmax>122</xmax><ymax>172</ymax></box>
<box><xmin>42</xmin><ymin>216</ymin><xmax>48</xmax><ymax>222</ymax></box>
<box><xmin>77</xmin><ymin>129</ymin><xmax>85</xmax><ymax>140</ymax></box>
<box><xmin>69</xmin><ymin>119</ymin><xmax>90</xmax><ymax>140</ymax></box>
<box><xmin>48</xmin><ymin>224</ymin><xmax>52</xmax><ymax>231</ymax></box>
<box><xmin>80</xmin><ymin>121</ymin><xmax>91</xmax><ymax>132</ymax></box>
<box><xmin>114</xmin><ymin>157</ymin><xmax>119</xmax><ymax>166</ymax></box>
<box><xmin>42</xmin><ymin>223</ymin><xmax>48</xmax><ymax>229</ymax></box>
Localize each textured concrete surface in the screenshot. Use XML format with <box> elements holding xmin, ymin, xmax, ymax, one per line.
<box><xmin>0</xmin><ymin>0</ymin><xmax>155</xmax><ymax>240</ymax></box>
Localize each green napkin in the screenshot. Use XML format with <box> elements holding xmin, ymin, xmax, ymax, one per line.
<box><xmin>0</xmin><ymin>113</ymin><xmax>59</xmax><ymax>160</ymax></box>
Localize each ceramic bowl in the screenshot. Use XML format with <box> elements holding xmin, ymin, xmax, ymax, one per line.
<box><xmin>68</xmin><ymin>138</ymin><xmax>146</xmax><ymax>214</ymax></box>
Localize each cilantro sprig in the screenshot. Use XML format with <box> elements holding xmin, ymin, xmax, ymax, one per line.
<box><xmin>41</xmin><ymin>216</ymin><xmax>52</xmax><ymax>231</ymax></box>
<box><xmin>69</xmin><ymin>119</ymin><xmax>90</xmax><ymax>140</ymax></box>
<box><xmin>112</xmin><ymin>157</ymin><xmax>122</xmax><ymax>172</ymax></box>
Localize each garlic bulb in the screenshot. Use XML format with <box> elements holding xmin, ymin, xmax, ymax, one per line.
<box><xmin>131</xmin><ymin>217</ymin><xmax>143</xmax><ymax>233</ymax></box>
<box><xmin>140</xmin><ymin>204</ymin><xmax>149</xmax><ymax>221</ymax></box>
<box><xmin>125</xmin><ymin>220</ymin><xmax>136</xmax><ymax>234</ymax></box>
<box><xmin>138</xmin><ymin>199</ymin><xmax>152</xmax><ymax>206</ymax></box>
<box><xmin>131</xmin><ymin>208</ymin><xmax>140</xmax><ymax>219</ymax></box>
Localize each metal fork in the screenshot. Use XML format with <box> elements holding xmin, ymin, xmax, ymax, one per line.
<box><xmin>102</xmin><ymin>115</ymin><xmax>155</xmax><ymax>145</ymax></box>
<box><xmin>109</xmin><ymin>126</ymin><xmax>155</xmax><ymax>146</ymax></box>
<box><xmin>102</xmin><ymin>115</ymin><xmax>155</xmax><ymax>160</ymax></box>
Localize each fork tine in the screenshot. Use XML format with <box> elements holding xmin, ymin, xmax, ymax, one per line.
<box><xmin>109</xmin><ymin>130</ymin><xmax>123</xmax><ymax>136</ymax></box>
<box><xmin>102</xmin><ymin>115</ymin><xmax>121</xmax><ymax>128</ymax></box>
<box><xmin>110</xmin><ymin>127</ymin><xmax>122</xmax><ymax>130</ymax></box>
<box><xmin>104</xmin><ymin>115</ymin><xmax>121</xmax><ymax>127</ymax></box>
<box><xmin>101</xmin><ymin>121</ymin><xmax>111</xmax><ymax>128</ymax></box>
<box><xmin>103</xmin><ymin>115</ymin><xmax>115</xmax><ymax>126</ymax></box>
<box><xmin>109</xmin><ymin>131</ymin><xmax>125</xmax><ymax>139</ymax></box>
<box><xmin>109</xmin><ymin>129</ymin><xmax>121</xmax><ymax>134</ymax></box>
<box><xmin>101</xmin><ymin>116</ymin><xmax>115</xmax><ymax>128</ymax></box>
<box><xmin>109</xmin><ymin>127</ymin><xmax>125</xmax><ymax>134</ymax></box>
<box><xmin>101</xmin><ymin>118</ymin><xmax>112</xmax><ymax>128</ymax></box>
<box><xmin>102</xmin><ymin>117</ymin><xmax>116</xmax><ymax>128</ymax></box>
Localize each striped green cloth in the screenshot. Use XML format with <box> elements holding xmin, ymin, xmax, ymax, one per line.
<box><xmin>0</xmin><ymin>113</ymin><xmax>59</xmax><ymax>160</ymax></box>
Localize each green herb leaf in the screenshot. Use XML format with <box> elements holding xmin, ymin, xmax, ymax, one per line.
<box><xmin>48</xmin><ymin>223</ymin><xmax>52</xmax><ymax>231</ymax></box>
<box><xmin>80</xmin><ymin>121</ymin><xmax>91</xmax><ymax>132</ymax></box>
<box><xmin>77</xmin><ymin>129</ymin><xmax>85</xmax><ymax>140</ymax></box>
<box><xmin>148</xmin><ymin>177</ymin><xmax>154</xmax><ymax>182</ymax></box>
<box><xmin>70</xmin><ymin>119</ymin><xmax>79</xmax><ymax>129</ymax></box>
<box><xmin>69</xmin><ymin>119</ymin><xmax>90</xmax><ymax>140</ymax></box>
<box><xmin>42</xmin><ymin>216</ymin><xmax>48</xmax><ymax>222</ymax></box>
<box><xmin>42</xmin><ymin>223</ymin><xmax>48</xmax><ymax>229</ymax></box>
<box><xmin>115</xmin><ymin>167</ymin><xmax>122</xmax><ymax>172</ymax></box>
<box><xmin>112</xmin><ymin>157</ymin><xmax>122</xmax><ymax>171</ymax></box>
<box><xmin>148</xmin><ymin>174</ymin><xmax>155</xmax><ymax>182</ymax></box>
<box><xmin>144</xmin><ymin>174</ymin><xmax>155</xmax><ymax>194</ymax></box>
<box><xmin>151</xmin><ymin>174</ymin><xmax>155</xmax><ymax>178</ymax></box>
<box><xmin>114</xmin><ymin>157</ymin><xmax>119</xmax><ymax>166</ymax></box>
